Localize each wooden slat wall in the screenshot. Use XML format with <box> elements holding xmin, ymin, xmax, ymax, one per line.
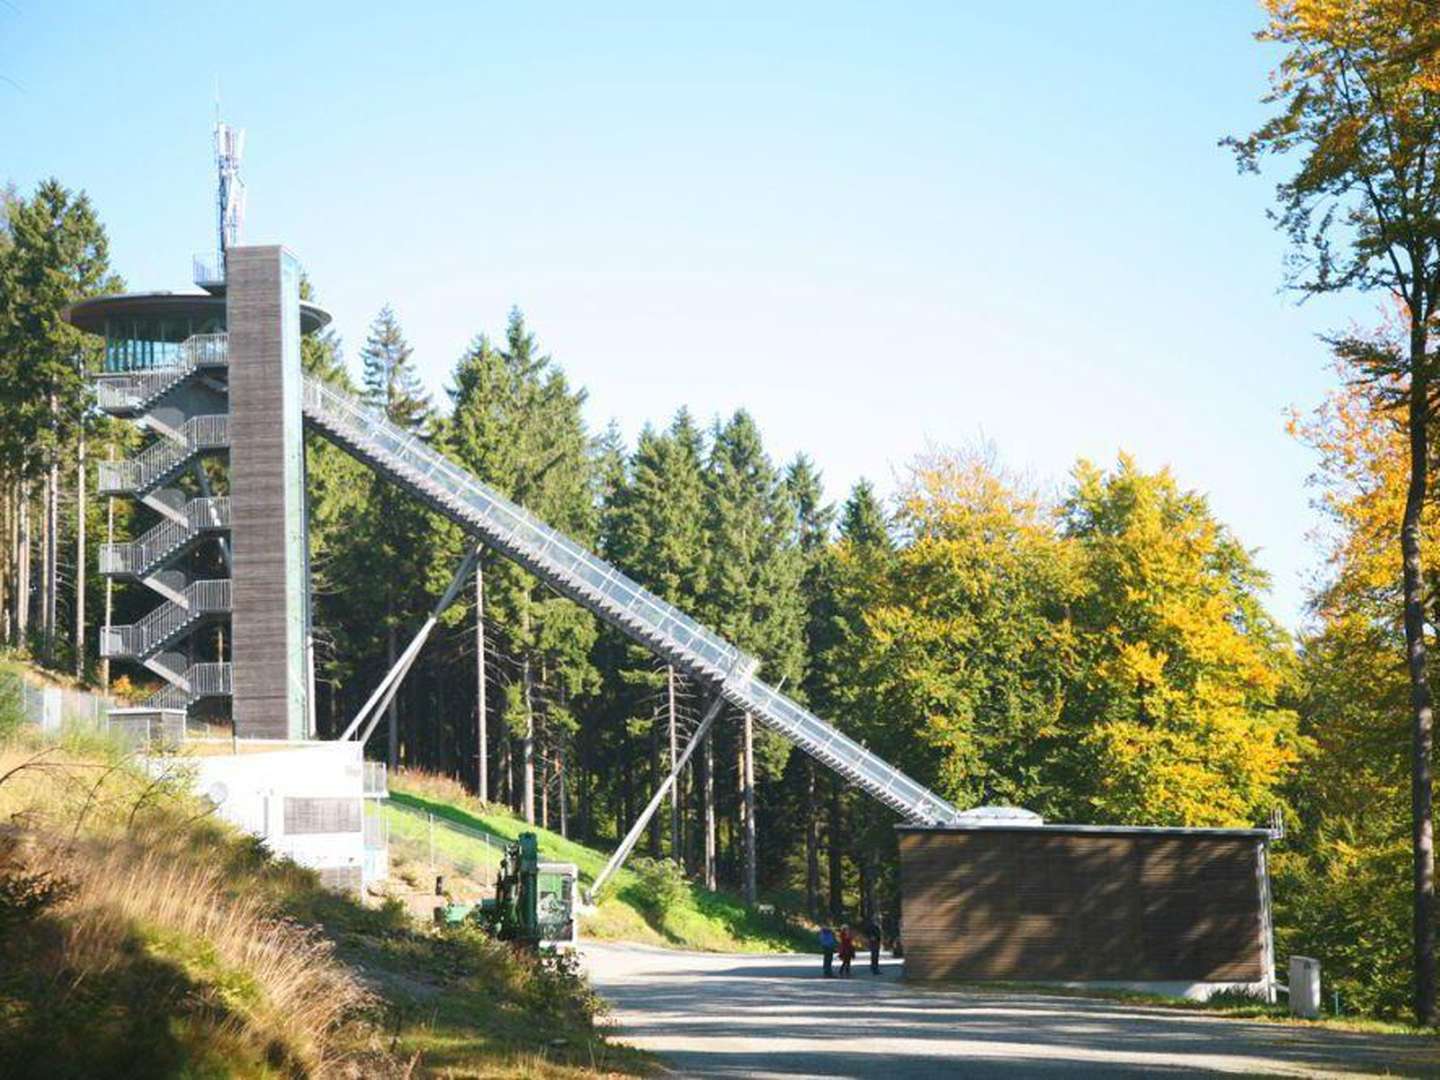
<box><xmin>228</xmin><ymin>246</ymin><xmax>303</xmax><ymax>740</ymax></box>
<box><xmin>898</xmin><ymin>829</ymin><xmax>1264</xmax><ymax>982</ymax></box>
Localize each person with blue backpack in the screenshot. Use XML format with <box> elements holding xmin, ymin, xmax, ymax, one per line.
<box><xmin>818</xmin><ymin>925</ymin><xmax>837</xmax><ymax>977</ymax></box>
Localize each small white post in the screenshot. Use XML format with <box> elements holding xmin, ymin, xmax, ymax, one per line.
<box><xmin>1289</xmin><ymin>956</ymin><xmax>1321</xmax><ymax>1019</ymax></box>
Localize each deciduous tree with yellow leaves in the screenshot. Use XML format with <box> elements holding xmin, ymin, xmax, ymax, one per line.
<box><xmin>1061</xmin><ymin>457</ymin><xmax>1303</xmax><ymax>828</ymax></box>
<box><xmin>1229</xmin><ymin>0</ymin><xmax>1440</xmax><ymax>1022</ymax></box>
<box><xmin>830</xmin><ymin>450</ymin><xmax>1300</xmax><ymax>834</ymax></box>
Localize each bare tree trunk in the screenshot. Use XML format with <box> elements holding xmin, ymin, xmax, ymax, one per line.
<box><xmin>74</xmin><ymin>430</ymin><xmax>86</xmax><ymax>680</ymax></box>
<box><xmin>620</xmin><ymin>726</ymin><xmax>633</xmax><ymax>835</ymax></box>
<box><xmin>386</xmin><ymin>622</ymin><xmax>399</xmax><ymax>768</ymax></box>
<box><xmin>864</xmin><ymin>844</ymin><xmax>880</xmax><ymax>926</ymax></box>
<box><xmin>16</xmin><ymin>481</ymin><xmax>30</xmax><ymax>645</ymax></box>
<box><xmin>41</xmin><ymin>453</ymin><xmax>55</xmax><ymax>664</ymax></box>
<box><xmin>806</xmin><ymin>759</ymin><xmax>820</xmax><ymax>919</ymax></box>
<box><xmin>668</xmin><ymin>665</ymin><xmax>680</xmax><ymax>859</ymax></box>
<box><xmin>558</xmin><ymin>752</ymin><xmax>568</xmax><ymax>839</ymax></box>
<box><xmin>100</xmin><ymin>449</ymin><xmax>114</xmax><ymax>689</ymax></box>
<box><xmin>703</xmin><ymin>729</ymin><xmax>717</xmax><ymax>890</ymax></box>
<box><xmin>579</xmin><ymin>757</ymin><xmax>592</xmax><ymax>842</ymax></box>
<box><xmin>2</xmin><ymin>479</ymin><xmax>12</xmax><ymax>646</ymax></box>
<box><xmin>475</xmin><ymin>561</ymin><xmax>488</xmax><ymax>801</ymax></box>
<box><xmin>541</xmin><ymin>752</ymin><xmax>550</xmax><ymax>830</ymax></box>
<box><xmin>500</xmin><ymin>731</ymin><xmax>513</xmax><ymax>808</ymax></box>
<box><xmin>1405</xmin><ymin>321</ymin><xmax>1438</xmax><ymax>1026</ymax></box>
<box><xmin>743</xmin><ymin>711</ymin><xmax>757</xmax><ymax>904</ymax></box>
<box><xmin>522</xmin><ymin>654</ymin><xmax>535</xmax><ymax>825</ymax></box>
<box><xmin>828</xmin><ymin>777</ymin><xmax>844</xmax><ymax>919</ymax></box>
<box><xmin>649</xmin><ymin>706</ymin><xmax>662</xmax><ymax>857</ymax></box>
<box><xmin>45</xmin><ymin>391</ymin><xmax>61</xmax><ymax>666</ymax></box>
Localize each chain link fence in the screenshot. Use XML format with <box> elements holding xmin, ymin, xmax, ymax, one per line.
<box><xmin>386</xmin><ymin>800</ymin><xmax>499</xmax><ymax>896</ymax></box>
<box><xmin>1</xmin><ymin>666</ymin><xmax>186</xmax><ymax>752</ymax></box>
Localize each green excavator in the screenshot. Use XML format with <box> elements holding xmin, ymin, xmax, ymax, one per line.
<box><xmin>442</xmin><ymin>832</ymin><xmax>578</xmax><ymax>948</ymax></box>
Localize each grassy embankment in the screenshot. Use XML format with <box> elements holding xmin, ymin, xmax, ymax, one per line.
<box><xmin>388</xmin><ymin>769</ymin><xmax>815</xmax><ymax>954</ymax></box>
<box><xmin>0</xmin><ymin>663</ymin><xmax>652</xmax><ymax>1078</ymax></box>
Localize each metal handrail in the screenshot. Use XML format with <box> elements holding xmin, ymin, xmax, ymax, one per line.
<box><xmin>142</xmin><ymin>662</ymin><xmax>231</xmax><ymax>708</ymax></box>
<box><xmin>99</xmin><ymin>496</ymin><xmax>230</xmax><ymax>575</ymax></box>
<box><xmin>100</xmin><ymin>579</ymin><xmax>231</xmax><ymax>659</ymax></box>
<box><xmin>302</xmin><ymin>376</ymin><xmax>748</xmax><ymax>682</ymax></box>
<box><xmin>96</xmin><ymin>333</ymin><xmax>230</xmax><ymax>411</ymax></box>
<box><xmin>98</xmin><ymin>414</ymin><xmax>229</xmax><ymax>494</ymax></box>
<box><xmin>193</xmin><ymin>252</ymin><xmax>224</xmax><ymax>288</ymax></box>
<box><xmin>300</xmin><ymin>371</ymin><xmax>962</xmax><ymax>826</ymax></box>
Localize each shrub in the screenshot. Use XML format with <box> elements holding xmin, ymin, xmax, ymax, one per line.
<box><xmin>627</xmin><ymin>856</ymin><xmax>689</xmax><ymax>915</ymax></box>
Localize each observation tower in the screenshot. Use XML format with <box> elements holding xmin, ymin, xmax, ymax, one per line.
<box><xmin>67</xmin><ymin>122</ymin><xmax>329</xmax><ymax>740</ymax></box>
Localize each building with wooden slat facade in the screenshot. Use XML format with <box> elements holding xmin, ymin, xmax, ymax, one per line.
<box><xmin>897</xmin><ymin>820</ymin><xmax>1275</xmax><ymax>1000</ymax></box>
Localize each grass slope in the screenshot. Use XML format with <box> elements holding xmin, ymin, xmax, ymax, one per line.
<box><xmin>0</xmin><ymin>718</ymin><xmax>652</xmax><ymax>1077</ymax></box>
<box><xmin>389</xmin><ymin>770</ymin><xmax>814</xmax><ymax>954</ymax></box>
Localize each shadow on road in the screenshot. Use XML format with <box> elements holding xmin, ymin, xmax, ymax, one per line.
<box><xmin>584</xmin><ymin>945</ymin><xmax>1440</xmax><ymax>1079</ymax></box>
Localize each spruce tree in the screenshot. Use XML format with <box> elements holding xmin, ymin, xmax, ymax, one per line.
<box><xmin>355</xmin><ymin>306</ymin><xmax>436</xmax><ymax>766</ymax></box>
<box><xmin>702</xmin><ymin>411</ymin><xmax>805</xmax><ymax>901</ymax></box>
<box><xmin>446</xmin><ymin>310</ymin><xmax>598</xmax><ymax>823</ymax></box>
<box><xmin>361</xmin><ymin>304</ymin><xmax>430</xmax><ymax>432</ymax></box>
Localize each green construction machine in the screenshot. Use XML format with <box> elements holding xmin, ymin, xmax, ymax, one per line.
<box><xmin>443</xmin><ymin>832</ymin><xmax>578</xmax><ymax>948</ymax></box>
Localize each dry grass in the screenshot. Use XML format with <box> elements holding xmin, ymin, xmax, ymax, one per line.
<box><xmin>0</xmin><ymin>739</ymin><xmax>652</xmax><ymax>1078</ymax></box>
<box><xmin>0</xmin><ymin>740</ymin><xmax>392</xmax><ymax>1076</ymax></box>
<box><xmin>65</xmin><ymin>836</ymin><xmax>376</xmax><ymax>1071</ymax></box>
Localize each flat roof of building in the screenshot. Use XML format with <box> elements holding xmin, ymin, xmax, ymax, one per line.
<box><xmin>897</xmin><ymin>822</ymin><xmax>1275</xmax><ymax>839</ymax></box>
<box><xmin>65</xmin><ymin>291</ymin><xmax>332</xmax><ymax>335</ymax></box>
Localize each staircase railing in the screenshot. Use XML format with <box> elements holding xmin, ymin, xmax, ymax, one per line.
<box><xmin>302</xmin><ymin>376</ymin><xmax>748</xmax><ymax>684</ymax></box>
<box><xmin>301</xmin><ymin>374</ymin><xmax>962</xmax><ymax>826</ymax></box>
<box><xmin>100</xmin><ymin>579</ymin><xmax>231</xmax><ymax>659</ymax></box>
<box><xmin>99</xmin><ymin>497</ymin><xmax>230</xmax><ymax>576</ymax></box>
<box><xmin>96</xmin><ymin>333</ymin><xmax>230</xmax><ymax>412</ymax></box>
<box><xmin>143</xmin><ymin>662</ymin><xmax>231</xmax><ymax>708</ymax></box>
<box><xmin>98</xmin><ymin>415</ymin><xmax>229</xmax><ymax>495</ymax></box>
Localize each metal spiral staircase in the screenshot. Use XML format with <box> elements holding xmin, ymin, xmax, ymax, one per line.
<box><xmin>300</xmin><ymin>375</ymin><xmax>963</xmax><ymax>826</ymax></box>
<box><xmin>96</xmin><ymin>336</ymin><xmax>234</xmax><ymax>714</ymax></box>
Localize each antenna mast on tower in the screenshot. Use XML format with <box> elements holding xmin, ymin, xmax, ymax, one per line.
<box><xmin>215</xmin><ymin>118</ymin><xmax>246</xmax><ymax>256</ymax></box>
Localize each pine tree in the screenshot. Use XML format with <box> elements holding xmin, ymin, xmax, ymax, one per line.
<box><xmin>355</xmin><ymin>306</ymin><xmax>436</xmax><ymax>766</ymax></box>
<box><xmin>446</xmin><ymin>310</ymin><xmax>598</xmax><ymax>823</ymax></box>
<box><xmin>0</xmin><ymin>179</ymin><xmax>121</xmax><ymax>668</ymax></box>
<box><xmin>702</xmin><ymin>411</ymin><xmax>805</xmax><ymax>902</ymax></box>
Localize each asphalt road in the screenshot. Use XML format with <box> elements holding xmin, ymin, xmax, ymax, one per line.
<box><xmin>580</xmin><ymin>943</ymin><xmax>1440</xmax><ymax>1078</ymax></box>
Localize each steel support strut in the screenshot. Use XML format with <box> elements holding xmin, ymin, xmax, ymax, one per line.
<box><xmin>588</xmin><ymin>690</ymin><xmax>726</xmax><ymax>903</ymax></box>
<box><xmin>341</xmin><ymin>542</ymin><xmax>484</xmax><ymax>744</ymax></box>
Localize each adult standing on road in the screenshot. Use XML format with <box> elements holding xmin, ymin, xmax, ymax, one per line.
<box><xmin>866</xmin><ymin>918</ymin><xmax>882</xmax><ymax>974</ymax></box>
<box><xmin>838</xmin><ymin>925</ymin><xmax>856</xmax><ymax>977</ymax></box>
<box><xmin>818</xmin><ymin>925</ymin><xmax>837</xmax><ymax>977</ymax></box>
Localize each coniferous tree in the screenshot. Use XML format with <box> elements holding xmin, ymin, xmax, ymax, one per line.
<box><xmin>447</xmin><ymin>310</ymin><xmax>597</xmax><ymax>824</ymax></box>
<box><xmin>702</xmin><ymin>411</ymin><xmax>805</xmax><ymax>901</ymax></box>
<box><xmin>355</xmin><ymin>306</ymin><xmax>436</xmax><ymax>766</ymax></box>
<box><xmin>0</xmin><ymin>179</ymin><xmax>122</xmax><ymax>670</ymax></box>
<box><xmin>602</xmin><ymin>411</ymin><xmax>713</xmax><ymax>858</ymax></box>
<box><xmin>783</xmin><ymin>454</ymin><xmax>835</xmax><ymax>916</ymax></box>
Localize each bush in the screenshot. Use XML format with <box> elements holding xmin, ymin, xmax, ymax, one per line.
<box><xmin>1273</xmin><ymin>838</ymin><xmax>1411</xmax><ymax>1019</ymax></box>
<box><xmin>628</xmin><ymin>856</ymin><xmax>689</xmax><ymax>914</ymax></box>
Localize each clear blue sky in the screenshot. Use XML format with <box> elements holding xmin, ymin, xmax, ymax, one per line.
<box><xmin>2</xmin><ymin>2</ymin><xmax>1373</xmax><ymax>628</ymax></box>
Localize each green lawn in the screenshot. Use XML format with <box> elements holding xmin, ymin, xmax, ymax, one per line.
<box><xmin>388</xmin><ymin>772</ymin><xmax>816</xmax><ymax>954</ymax></box>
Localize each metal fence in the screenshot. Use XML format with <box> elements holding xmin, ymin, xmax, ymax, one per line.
<box><xmin>386</xmin><ymin>800</ymin><xmax>499</xmax><ymax>890</ymax></box>
<box><xmin>3</xmin><ymin>672</ymin><xmax>201</xmax><ymax>752</ymax></box>
<box><xmin>15</xmin><ymin>680</ymin><xmax>111</xmax><ymax>735</ymax></box>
